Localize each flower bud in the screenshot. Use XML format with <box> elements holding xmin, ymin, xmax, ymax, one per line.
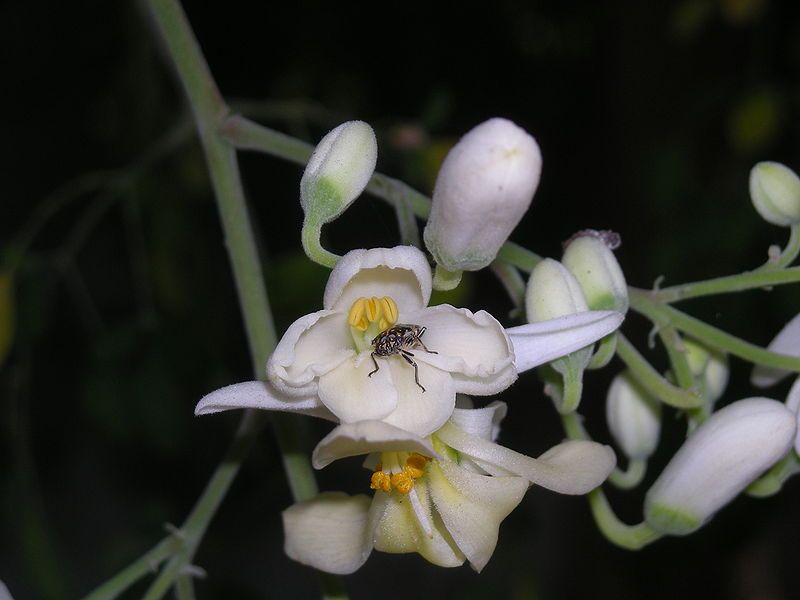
<box><xmin>300</xmin><ymin>121</ymin><xmax>377</xmax><ymax>225</ymax></box>
<box><xmin>644</xmin><ymin>398</ymin><xmax>795</xmax><ymax>536</ymax></box>
<box><xmin>424</xmin><ymin>118</ymin><xmax>542</xmax><ymax>272</ymax></box>
<box><xmin>525</xmin><ymin>258</ymin><xmax>588</xmax><ymax>322</ymax></box>
<box><xmin>749</xmin><ymin>161</ymin><xmax>800</xmax><ymax>227</ymax></box>
<box><xmin>606</xmin><ymin>372</ymin><xmax>661</xmax><ymax>460</ymax></box>
<box><xmin>683</xmin><ymin>338</ymin><xmax>729</xmax><ymax>405</ymax></box>
<box><xmin>562</xmin><ymin>232</ymin><xmax>628</xmax><ymax>313</ymax></box>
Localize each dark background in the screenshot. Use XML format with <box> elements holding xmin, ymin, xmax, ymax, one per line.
<box><xmin>3</xmin><ymin>0</ymin><xmax>800</xmax><ymax>598</ymax></box>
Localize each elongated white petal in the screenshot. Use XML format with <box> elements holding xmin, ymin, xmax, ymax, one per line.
<box><xmin>194</xmin><ymin>381</ymin><xmax>336</xmax><ymax>421</ymax></box>
<box><xmin>751</xmin><ymin>314</ymin><xmax>800</xmax><ymax>387</ymax></box>
<box><xmin>405</xmin><ymin>305</ymin><xmax>517</xmax><ymax>395</ymax></box>
<box><xmin>0</xmin><ymin>580</ymin><xmax>13</xmax><ymax>600</ymax></box>
<box><xmin>437</xmin><ymin>422</ymin><xmax>615</xmax><ymax>494</ymax></box>
<box><xmin>788</xmin><ymin>378</ymin><xmax>800</xmax><ymax>454</ymax></box>
<box><xmin>373</xmin><ymin>483</ymin><xmax>465</xmax><ymax>567</ymax></box>
<box><xmin>381</xmin><ymin>359</ymin><xmax>456</xmax><ymax>437</ymax></box>
<box><xmin>645</xmin><ymin>398</ymin><xmax>796</xmax><ymax>535</ymax></box>
<box><xmin>449</xmin><ymin>402</ymin><xmax>508</xmax><ymax>441</ymax></box>
<box><xmin>428</xmin><ymin>461</ymin><xmax>528</xmax><ymax>572</ymax></box>
<box><xmin>312</xmin><ymin>420</ymin><xmax>439</xmax><ymax>469</ymax></box>
<box><xmin>317</xmin><ymin>355</ymin><xmax>398</xmax><ymax>424</ymax></box>
<box><xmin>507</xmin><ymin>310</ymin><xmax>624</xmax><ymax>372</ymax></box>
<box><xmin>282</xmin><ymin>492</ymin><xmax>378</xmax><ymax>574</ymax></box>
<box><xmin>323</xmin><ymin>247</ymin><xmax>432</xmax><ymax>312</ymax></box>
<box><xmin>267</xmin><ymin>310</ymin><xmax>354</xmax><ymax>396</ymax></box>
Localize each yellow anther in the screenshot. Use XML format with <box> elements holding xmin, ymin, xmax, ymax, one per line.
<box><xmin>348</xmin><ymin>296</ymin><xmax>399</xmax><ymax>333</ymax></box>
<box><xmin>390</xmin><ymin>471</ymin><xmax>415</xmax><ymax>495</ymax></box>
<box><xmin>370</xmin><ymin>470</ymin><xmax>392</xmax><ymax>493</ymax></box>
<box><xmin>405</xmin><ymin>454</ymin><xmax>429</xmax><ymax>479</ymax></box>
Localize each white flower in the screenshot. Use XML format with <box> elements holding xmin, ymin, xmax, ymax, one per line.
<box><xmin>749</xmin><ymin>161</ymin><xmax>800</xmax><ymax>227</ymax></box>
<box><xmin>195</xmin><ymin>246</ymin><xmax>625</xmax><ymax>437</ymax></box>
<box><xmin>423</xmin><ymin>118</ymin><xmax>542</xmax><ymax>272</ymax></box>
<box><xmin>644</xmin><ymin>397</ymin><xmax>796</xmax><ymax>536</ymax></box>
<box><xmin>282</xmin><ymin>402</ymin><xmax>616</xmax><ymax>574</ymax></box>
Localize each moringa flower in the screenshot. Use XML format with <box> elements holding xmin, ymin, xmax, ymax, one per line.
<box><xmin>196</xmin><ymin>246</ymin><xmax>624</xmax><ymax>437</ymax></box>
<box><xmin>282</xmin><ymin>402</ymin><xmax>616</xmax><ymax>573</ymax></box>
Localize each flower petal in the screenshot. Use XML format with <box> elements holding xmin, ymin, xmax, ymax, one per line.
<box><xmin>267</xmin><ymin>310</ymin><xmax>354</xmax><ymax>396</ymax></box>
<box><xmin>428</xmin><ymin>461</ymin><xmax>528</xmax><ymax>573</ymax></box>
<box><xmin>751</xmin><ymin>314</ymin><xmax>800</xmax><ymax>387</ymax></box>
<box><xmin>317</xmin><ymin>354</ymin><xmax>398</xmax><ymax>424</ymax></box>
<box><xmin>437</xmin><ymin>422</ymin><xmax>616</xmax><ymax>494</ymax></box>
<box><xmin>381</xmin><ymin>359</ymin><xmax>456</xmax><ymax>437</ymax></box>
<box><xmin>195</xmin><ymin>381</ymin><xmax>336</xmax><ymax>421</ymax></box>
<box><xmin>323</xmin><ymin>246</ymin><xmax>432</xmax><ymax>312</ymax></box>
<box><xmin>405</xmin><ymin>305</ymin><xmax>517</xmax><ymax>395</ymax></box>
<box><xmin>373</xmin><ymin>483</ymin><xmax>465</xmax><ymax>567</ymax></box>
<box><xmin>282</xmin><ymin>492</ymin><xmax>380</xmax><ymax>574</ymax></box>
<box><xmin>448</xmin><ymin>401</ymin><xmax>508</xmax><ymax>441</ymax></box>
<box><xmin>312</xmin><ymin>420</ymin><xmax>439</xmax><ymax>469</ymax></box>
<box><xmin>507</xmin><ymin>310</ymin><xmax>624</xmax><ymax>372</ymax></box>
<box><xmin>786</xmin><ymin>377</ymin><xmax>800</xmax><ymax>454</ymax></box>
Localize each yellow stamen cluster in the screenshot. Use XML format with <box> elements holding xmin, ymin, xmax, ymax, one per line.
<box><xmin>348</xmin><ymin>296</ymin><xmax>398</xmax><ymax>332</ymax></box>
<box><xmin>369</xmin><ymin>454</ymin><xmax>431</xmax><ymax>495</ymax></box>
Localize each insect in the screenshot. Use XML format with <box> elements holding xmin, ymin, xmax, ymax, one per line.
<box><xmin>368</xmin><ymin>324</ymin><xmax>437</xmax><ymax>392</ymax></box>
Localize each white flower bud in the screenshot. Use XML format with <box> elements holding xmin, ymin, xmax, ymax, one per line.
<box><xmin>424</xmin><ymin>118</ymin><xmax>542</xmax><ymax>271</ymax></box>
<box><xmin>562</xmin><ymin>232</ymin><xmax>628</xmax><ymax>313</ymax></box>
<box><xmin>606</xmin><ymin>372</ymin><xmax>661</xmax><ymax>460</ymax></box>
<box><xmin>300</xmin><ymin>121</ymin><xmax>377</xmax><ymax>225</ymax></box>
<box><xmin>749</xmin><ymin>161</ymin><xmax>800</xmax><ymax>227</ymax></box>
<box><xmin>525</xmin><ymin>258</ymin><xmax>588</xmax><ymax>323</ymax></box>
<box><xmin>644</xmin><ymin>398</ymin><xmax>796</xmax><ymax>536</ymax></box>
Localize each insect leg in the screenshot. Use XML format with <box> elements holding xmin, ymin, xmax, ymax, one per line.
<box><xmin>417</xmin><ymin>339</ymin><xmax>437</xmax><ymax>354</ymax></box>
<box><xmin>401</xmin><ymin>350</ymin><xmax>425</xmax><ymax>393</ymax></box>
<box><xmin>368</xmin><ymin>353</ymin><xmax>380</xmax><ymax>378</ymax></box>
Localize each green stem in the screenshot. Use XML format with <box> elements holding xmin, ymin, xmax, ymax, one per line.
<box><xmin>648</xmin><ymin>267</ymin><xmax>800</xmax><ymax>304</ymax></box>
<box><xmin>657</xmin><ymin>325</ymin><xmax>695</xmax><ymax>390</ymax></box>
<box><xmin>432</xmin><ymin>264</ymin><xmax>463</xmax><ymax>291</ymax></box>
<box><xmin>756</xmin><ymin>223</ymin><xmax>800</xmax><ymax>271</ymax></box>
<box><xmin>490</xmin><ymin>260</ymin><xmax>526</xmax><ymax>309</ymax></box>
<box><xmin>175</xmin><ymin>574</ymin><xmax>196</xmax><ymax>600</ymax></box>
<box><xmin>587</xmin><ymin>333</ymin><xmax>618</xmax><ymax>370</ymax></box>
<box><xmin>746</xmin><ymin>451</ymin><xmax>800</xmax><ymax>498</ymax></box>
<box><xmin>631</xmin><ymin>290</ymin><xmax>800</xmax><ymax>372</ymax></box>
<box><xmin>558</xmin><ymin>360</ymin><xmax>584</xmax><ymax>414</ymax></box>
<box><xmin>615</xmin><ymin>333</ymin><xmax>703</xmax><ymax>409</ymax></box>
<box><xmin>587</xmin><ymin>489</ymin><xmax>662</xmax><ymax>550</ymax></box>
<box><xmin>301</xmin><ymin>219</ymin><xmax>340</xmax><ymax>268</ymax></box>
<box><xmin>608</xmin><ymin>459</ymin><xmax>647</xmax><ymax>490</ymax></box>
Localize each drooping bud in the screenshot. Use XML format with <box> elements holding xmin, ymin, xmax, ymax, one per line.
<box><xmin>644</xmin><ymin>398</ymin><xmax>795</xmax><ymax>536</ymax></box>
<box><xmin>424</xmin><ymin>118</ymin><xmax>542</xmax><ymax>272</ymax></box>
<box><xmin>300</xmin><ymin>121</ymin><xmax>378</xmax><ymax>226</ymax></box>
<box><xmin>749</xmin><ymin>161</ymin><xmax>800</xmax><ymax>227</ymax></box>
<box><xmin>562</xmin><ymin>231</ymin><xmax>628</xmax><ymax>313</ymax></box>
<box><xmin>606</xmin><ymin>372</ymin><xmax>661</xmax><ymax>460</ymax></box>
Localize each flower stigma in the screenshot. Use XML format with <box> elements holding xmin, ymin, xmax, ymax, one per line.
<box><xmin>348</xmin><ymin>296</ymin><xmax>399</xmax><ymax>351</ymax></box>
<box><xmin>369</xmin><ymin>452</ymin><xmax>431</xmax><ymax>495</ymax></box>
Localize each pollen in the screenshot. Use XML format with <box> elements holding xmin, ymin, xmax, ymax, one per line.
<box><xmin>390</xmin><ymin>471</ymin><xmax>415</xmax><ymax>495</ymax></box>
<box><xmin>370</xmin><ymin>470</ymin><xmax>392</xmax><ymax>493</ymax></box>
<box><xmin>405</xmin><ymin>453</ymin><xmax>430</xmax><ymax>479</ymax></box>
<box><xmin>348</xmin><ymin>296</ymin><xmax>398</xmax><ymax>332</ymax></box>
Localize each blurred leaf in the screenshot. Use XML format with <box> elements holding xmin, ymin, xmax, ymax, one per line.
<box><xmin>0</xmin><ymin>272</ymin><xmax>14</xmax><ymax>367</ymax></box>
<box><xmin>727</xmin><ymin>88</ymin><xmax>783</xmax><ymax>154</ymax></box>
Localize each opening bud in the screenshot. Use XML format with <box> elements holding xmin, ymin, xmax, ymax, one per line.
<box><xmin>300</xmin><ymin>121</ymin><xmax>377</xmax><ymax>225</ymax></box>
<box><xmin>644</xmin><ymin>398</ymin><xmax>796</xmax><ymax>536</ymax></box>
<box><xmin>749</xmin><ymin>161</ymin><xmax>800</xmax><ymax>227</ymax></box>
<box><xmin>424</xmin><ymin>117</ymin><xmax>542</xmax><ymax>272</ymax></box>
<box><xmin>562</xmin><ymin>231</ymin><xmax>628</xmax><ymax>313</ymax></box>
<box><xmin>606</xmin><ymin>372</ymin><xmax>661</xmax><ymax>460</ymax></box>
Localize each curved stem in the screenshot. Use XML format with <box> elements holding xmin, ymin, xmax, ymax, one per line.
<box><xmin>756</xmin><ymin>223</ymin><xmax>800</xmax><ymax>272</ymax></box>
<box><xmin>587</xmin><ymin>489</ymin><xmax>662</xmax><ymax>550</ymax></box>
<box><xmin>301</xmin><ymin>220</ymin><xmax>340</xmax><ymax>268</ymax></box>
<box><xmin>608</xmin><ymin>459</ymin><xmax>647</xmax><ymax>490</ymax></box>
<box><xmin>647</xmin><ymin>267</ymin><xmax>800</xmax><ymax>304</ymax></box>
<box><xmin>631</xmin><ymin>290</ymin><xmax>800</xmax><ymax>372</ymax></box>
<box><xmin>587</xmin><ymin>333</ymin><xmax>617</xmax><ymax>369</ymax></box>
<box><xmin>746</xmin><ymin>451</ymin><xmax>800</xmax><ymax>498</ymax></box>
<box><xmin>615</xmin><ymin>333</ymin><xmax>703</xmax><ymax>409</ymax></box>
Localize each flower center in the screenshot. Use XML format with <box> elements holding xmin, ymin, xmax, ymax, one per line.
<box><xmin>347</xmin><ymin>296</ymin><xmax>399</xmax><ymax>352</ymax></box>
<box><xmin>369</xmin><ymin>452</ymin><xmax>431</xmax><ymax>495</ymax></box>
